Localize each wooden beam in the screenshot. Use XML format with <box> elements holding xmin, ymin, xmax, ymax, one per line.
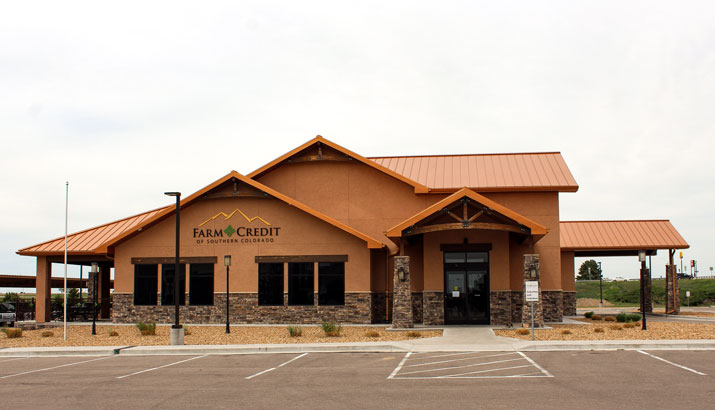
<box><xmin>445</xmin><ymin>210</ymin><xmax>462</xmax><ymax>223</ymax></box>
<box><xmin>463</xmin><ymin>202</ymin><xmax>468</xmax><ymax>220</ymax></box>
<box><xmin>254</xmin><ymin>255</ymin><xmax>348</xmax><ymax>263</ymax></box>
<box><xmin>405</xmin><ymin>222</ymin><xmax>528</xmax><ymax>236</ymax></box>
<box><xmin>131</xmin><ymin>257</ymin><xmax>218</xmax><ymax>265</ymax></box>
<box><xmin>468</xmin><ymin>210</ymin><xmax>484</xmax><ymax>223</ymax></box>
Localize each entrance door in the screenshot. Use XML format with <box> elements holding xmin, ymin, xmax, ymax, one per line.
<box><xmin>444</xmin><ymin>251</ymin><xmax>489</xmax><ymax>324</ymax></box>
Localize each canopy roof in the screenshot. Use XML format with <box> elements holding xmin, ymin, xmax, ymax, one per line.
<box><xmin>17</xmin><ymin>207</ymin><xmax>168</xmax><ymax>256</ymax></box>
<box><xmin>386</xmin><ymin>188</ymin><xmax>548</xmax><ymax>238</ymax></box>
<box><xmin>560</xmin><ymin>220</ymin><xmax>689</xmax><ymax>257</ymax></box>
<box><xmin>370</xmin><ymin>152</ymin><xmax>579</xmax><ymax>193</ymax></box>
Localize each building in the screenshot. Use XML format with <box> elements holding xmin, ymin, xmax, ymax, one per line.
<box><xmin>17</xmin><ymin>136</ymin><xmax>689</xmax><ymax>326</ymax></box>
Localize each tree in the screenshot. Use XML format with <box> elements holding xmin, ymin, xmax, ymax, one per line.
<box><xmin>577</xmin><ymin>260</ymin><xmax>602</xmax><ymax>280</ymax></box>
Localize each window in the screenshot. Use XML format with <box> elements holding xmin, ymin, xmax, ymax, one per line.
<box><xmin>189</xmin><ymin>263</ymin><xmax>214</xmax><ymax>306</ymax></box>
<box><xmin>288</xmin><ymin>262</ymin><xmax>314</xmax><ymax>305</ymax></box>
<box><xmin>318</xmin><ymin>262</ymin><xmax>344</xmax><ymax>305</ymax></box>
<box><xmin>134</xmin><ymin>264</ymin><xmax>158</xmax><ymax>306</ymax></box>
<box><xmin>258</xmin><ymin>263</ymin><xmax>283</xmax><ymax>306</ymax></box>
<box><xmin>161</xmin><ymin>264</ymin><xmax>186</xmax><ymax>306</ymax></box>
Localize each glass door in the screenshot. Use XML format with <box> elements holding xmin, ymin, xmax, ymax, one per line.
<box><xmin>444</xmin><ymin>251</ymin><xmax>490</xmax><ymax>324</ymax></box>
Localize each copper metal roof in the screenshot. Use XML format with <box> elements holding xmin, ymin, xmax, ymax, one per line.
<box><xmin>560</xmin><ymin>220</ymin><xmax>689</xmax><ymax>251</ymax></box>
<box><xmin>369</xmin><ymin>152</ymin><xmax>579</xmax><ymax>192</ymax></box>
<box><xmin>17</xmin><ymin>207</ymin><xmax>168</xmax><ymax>256</ymax></box>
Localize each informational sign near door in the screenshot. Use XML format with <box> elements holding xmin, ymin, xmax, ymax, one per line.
<box><xmin>525</xmin><ymin>281</ymin><xmax>539</xmax><ymax>340</ymax></box>
<box><xmin>525</xmin><ymin>281</ymin><xmax>539</xmax><ymax>302</ymax></box>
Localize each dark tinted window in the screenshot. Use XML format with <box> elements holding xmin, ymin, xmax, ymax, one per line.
<box><xmin>288</xmin><ymin>262</ymin><xmax>314</xmax><ymax>306</ymax></box>
<box><xmin>161</xmin><ymin>264</ymin><xmax>186</xmax><ymax>306</ymax></box>
<box><xmin>318</xmin><ymin>262</ymin><xmax>344</xmax><ymax>305</ymax></box>
<box><xmin>258</xmin><ymin>263</ymin><xmax>283</xmax><ymax>306</ymax></box>
<box><xmin>189</xmin><ymin>263</ymin><xmax>214</xmax><ymax>306</ymax></box>
<box><xmin>134</xmin><ymin>264</ymin><xmax>158</xmax><ymax>306</ymax></box>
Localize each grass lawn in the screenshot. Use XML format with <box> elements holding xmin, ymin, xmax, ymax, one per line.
<box><xmin>576</xmin><ymin>278</ymin><xmax>715</xmax><ymax>306</ymax></box>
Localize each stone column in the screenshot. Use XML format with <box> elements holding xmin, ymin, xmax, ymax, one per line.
<box><xmin>521</xmin><ymin>254</ymin><xmax>544</xmax><ymax>328</ymax></box>
<box><xmin>99</xmin><ymin>264</ymin><xmax>111</xmax><ymax>319</ymax></box>
<box><xmin>391</xmin><ymin>256</ymin><xmax>413</xmax><ymax>328</ymax></box>
<box><xmin>643</xmin><ymin>269</ymin><xmax>653</xmax><ymax>313</ymax></box>
<box><xmin>665</xmin><ymin>264</ymin><xmax>679</xmax><ymax>314</ymax></box>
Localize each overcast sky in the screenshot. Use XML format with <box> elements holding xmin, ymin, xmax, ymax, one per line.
<box><xmin>1</xmin><ymin>1</ymin><xmax>714</xmax><ymax>288</ymax></box>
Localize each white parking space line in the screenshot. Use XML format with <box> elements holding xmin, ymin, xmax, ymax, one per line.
<box><xmin>636</xmin><ymin>350</ymin><xmax>707</xmax><ymax>376</ymax></box>
<box><xmin>387</xmin><ymin>352</ymin><xmax>412</xmax><ymax>379</ymax></box>
<box><xmin>245</xmin><ymin>353</ymin><xmax>308</xmax><ymax>380</ymax></box>
<box><xmin>399</xmin><ymin>357</ymin><xmax>525</xmax><ymax>376</ymax></box>
<box><xmin>0</xmin><ymin>356</ymin><xmax>113</xmax><ymax>379</ymax></box>
<box><xmin>116</xmin><ymin>355</ymin><xmax>207</xmax><ymax>379</ymax></box>
<box><xmin>517</xmin><ymin>352</ymin><xmax>553</xmax><ymax>377</ymax></box>
<box><xmin>389</xmin><ymin>351</ymin><xmax>553</xmax><ymax>380</ymax></box>
<box><xmin>444</xmin><ymin>364</ymin><xmax>534</xmax><ymax>378</ymax></box>
<box><xmin>405</xmin><ymin>352</ymin><xmax>515</xmax><ymax>368</ymax></box>
<box><xmin>0</xmin><ymin>357</ymin><xmax>28</xmax><ymax>364</ymax></box>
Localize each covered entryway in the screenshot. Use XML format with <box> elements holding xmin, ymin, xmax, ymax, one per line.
<box><xmin>444</xmin><ymin>250</ymin><xmax>490</xmax><ymax>324</ymax></box>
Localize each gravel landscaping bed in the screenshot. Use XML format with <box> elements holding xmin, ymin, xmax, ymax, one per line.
<box><xmin>0</xmin><ymin>325</ymin><xmax>442</xmax><ymax>348</ymax></box>
<box><xmin>495</xmin><ymin>320</ymin><xmax>715</xmax><ymax>341</ymax></box>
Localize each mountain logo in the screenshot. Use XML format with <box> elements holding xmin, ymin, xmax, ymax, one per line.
<box><xmin>198</xmin><ymin>208</ymin><xmax>271</xmax><ymax>227</ymax></box>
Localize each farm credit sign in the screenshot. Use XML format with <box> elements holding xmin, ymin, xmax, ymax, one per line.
<box><xmin>193</xmin><ymin>209</ymin><xmax>280</xmax><ymax>244</ymax></box>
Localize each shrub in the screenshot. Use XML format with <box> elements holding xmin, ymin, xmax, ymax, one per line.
<box><xmin>623</xmin><ymin>322</ymin><xmax>635</xmax><ymax>328</ymax></box>
<box><xmin>136</xmin><ymin>321</ymin><xmax>156</xmax><ymax>336</ymax></box>
<box><xmin>594</xmin><ymin>328</ymin><xmax>604</xmax><ymax>333</ymax></box>
<box><xmin>406</xmin><ymin>331</ymin><xmax>421</xmax><ymax>338</ymax></box>
<box><xmin>591</xmin><ymin>315</ymin><xmax>603</xmax><ymax>321</ymax></box>
<box><xmin>616</xmin><ymin>312</ymin><xmax>627</xmax><ymax>323</ymax></box>
<box><xmin>516</xmin><ymin>328</ymin><xmax>530</xmax><ymax>335</ymax></box>
<box><xmin>41</xmin><ymin>331</ymin><xmax>53</xmax><ymax>337</ymax></box>
<box><xmin>321</xmin><ymin>321</ymin><xmax>342</xmax><ymax>337</ymax></box>
<box><xmin>561</xmin><ymin>329</ymin><xmax>572</xmax><ymax>335</ymax></box>
<box><xmin>365</xmin><ymin>330</ymin><xmax>380</xmax><ymax>338</ymax></box>
<box><xmin>108</xmin><ymin>329</ymin><xmax>119</xmax><ymax>337</ymax></box>
<box><xmin>2</xmin><ymin>328</ymin><xmax>22</xmax><ymax>338</ymax></box>
<box><xmin>183</xmin><ymin>326</ymin><xmax>192</xmax><ymax>336</ymax></box>
<box><xmin>609</xmin><ymin>325</ymin><xmax>623</xmax><ymax>331</ymax></box>
<box><xmin>584</xmin><ymin>311</ymin><xmax>594</xmax><ymax>319</ymax></box>
<box><xmin>287</xmin><ymin>325</ymin><xmax>303</xmax><ymax>337</ymax></box>
<box><xmin>626</xmin><ymin>313</ymin><xmax>641</xmax><ymax>323</ymax></box>
<box><xmin>604</xmin><ymin>316</ymin><xmax>616</xmax><ymax>322</ymax></box>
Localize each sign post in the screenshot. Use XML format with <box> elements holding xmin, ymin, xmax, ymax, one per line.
<box><xmin>525</xmin><ymin>281</ymin><xmax>539</xmax><ymax>341</ymax></box>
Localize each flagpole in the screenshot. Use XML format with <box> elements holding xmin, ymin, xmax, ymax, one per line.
<box><xmin>64</xmin><ymin>182</ymin><xmax>68</xmax><ymax>341</ymax></box>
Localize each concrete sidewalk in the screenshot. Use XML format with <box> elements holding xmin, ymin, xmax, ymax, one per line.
<box><xmin>3</xmin><ymin>326</ymin><xmax>715</xmax><ymax>356</ymax></box>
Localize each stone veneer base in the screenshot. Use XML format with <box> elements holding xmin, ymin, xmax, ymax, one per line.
<box><xmin>562</xmin><ymin>291</ymin><xmax>576</xmax><ymax>316</ymax></box>
<box><xmin>113</xmin><ymin>292</ymin><xmax>373</xmax><ymax>324</ymax></box>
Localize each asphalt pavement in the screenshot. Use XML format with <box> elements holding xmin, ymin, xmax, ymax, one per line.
<box><xmin>1</xmin><ymin>350</ymin><xmax>714</xmax><ymax>410</ymax></box>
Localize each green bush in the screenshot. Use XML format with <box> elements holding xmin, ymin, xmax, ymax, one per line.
<box><xmin>287</xmin><ymin>325</ymin><xmax>303</xmax><ymax>337</ymax></box>
<box><xmin>616</xmin><ymin>312</ymin><xmax>627</xmax><ymax>322</ymax></box>
<box><xmin>321</xmin><ymin>321</ymin><xmax>342</xmax><ymax>337</ymax></box>
<box><xmin>584</xmin><ymin>311</ymin><xmax>594</xmax><ymax>318</ymax></box>
<box><xmin>626</xmin><ymin>313</ymin><xmax>641</xmax><ymax>322</ymax></box>
<box><xmin>136</xmin><ymin>321</ymin><xmax>156</xmax><ymax>336</ymax></box>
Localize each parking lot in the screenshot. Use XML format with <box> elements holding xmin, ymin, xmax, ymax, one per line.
<box><xmin>1</xmin><ymin>350</ymin><xmax>714</xmax><ymax>409</ymax></box>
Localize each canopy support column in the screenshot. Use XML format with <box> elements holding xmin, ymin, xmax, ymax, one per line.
<box><xmin>35</xmin><ymin>256</ymin><xmax>51</xmax><ymax>323</ymax></box>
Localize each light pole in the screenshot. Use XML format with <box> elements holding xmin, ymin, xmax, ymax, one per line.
<box><xmin>90</xmin><ymin>262</ymin><xmax>98</xmax><ymax>335</ymax></box>
<box><xmin>598</xmin><ymin>261</ymin><xmax>603</xmax><ymax>308</ymax></box>
<box><xmin>638</xmin><ymin>250</ymin><xmax>647</xmax><ymax>331</ymax></box>
<box><xmin>164</xmin><ymin>191</ymin><xmax>183</xmax><ymax>345</ymax></box>
<box><xmin>224</xmin><ymin>255</ymin><xmax>231</xmax><ymax>334</ymax></box>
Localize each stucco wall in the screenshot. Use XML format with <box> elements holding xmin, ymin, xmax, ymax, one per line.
<box><xmin>114</xmin><ymin>196</ymin><xmax>372</xmax><ymax>294</ymax></box>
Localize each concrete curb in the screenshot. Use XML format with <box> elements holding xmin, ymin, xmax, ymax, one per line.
<box><xmin>3</xmin><ymin>340</ymin><xmax>715</xmax><ymax>356</ymax></box>
<box><xmin>0</xmin><ymin>346</ymin><xmax>130</xmax><ymax>357</ymax></box>
<box><xmin>118</xmin><ymin>343</ymin><xmax>408</xmax><ymax>356</ymax></box>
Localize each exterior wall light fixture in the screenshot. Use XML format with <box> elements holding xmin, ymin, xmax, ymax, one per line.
<box><xmin>397</xmin><ymin>266</ymin><xmax>406</xmax><ymax>281</ymax></box>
